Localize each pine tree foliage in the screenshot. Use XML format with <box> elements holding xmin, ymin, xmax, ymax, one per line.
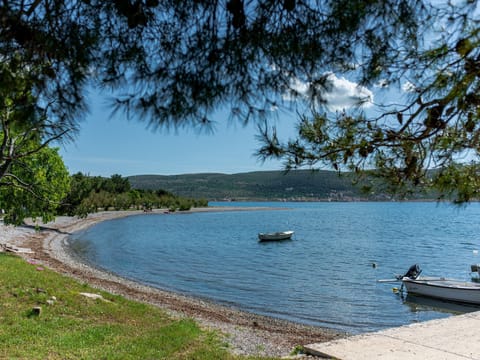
<box><xmin>256</xmin><ymin>1</ymin><xmax>480</xmax><ymax>202</ymax></box>
<box><xmin>1</xmin><ymin>0</ymin><xmax>427</xmax><ymax>128</ymax></box>
<box><xmin>2</xmin><ymin>1</ymin><xmax>480</xmax><ymax>202</ymax></box>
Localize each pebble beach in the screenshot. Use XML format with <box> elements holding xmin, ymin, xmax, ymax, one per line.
<box><xmin>0</xmin><ymin>208</ymin><xmax>344</xmax><ymax>358</ymax></box>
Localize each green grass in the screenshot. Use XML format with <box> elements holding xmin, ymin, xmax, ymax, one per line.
<box><xmin>0</xmin><ymin>253</ymin><xmax>279</xmax><ymax>359</ymax></box>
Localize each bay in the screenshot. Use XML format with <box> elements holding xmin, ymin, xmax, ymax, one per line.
<box><xmin>69</xmin><ymin>202</ymin><xmax>480</xmax><ymax>333</ymax></box>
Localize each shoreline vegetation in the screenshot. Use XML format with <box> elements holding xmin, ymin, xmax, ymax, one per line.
<box><xmin>128</xmin><ymin>170</ymin><xmax>445</xmax><ymax>203</ymax></box>
<box><xmin>1</xmin><ymin>207</ymin><xmax>345</xmax><ymax>358</ymax></box>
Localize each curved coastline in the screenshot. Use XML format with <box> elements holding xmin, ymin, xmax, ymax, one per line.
<box><xmin>9</xmin><ymin>207</ymin><xmax>345</xmax><ymax>357</ymax></box>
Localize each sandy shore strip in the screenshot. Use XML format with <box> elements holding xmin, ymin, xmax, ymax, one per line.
<box><xmin>1</xmin><ymin>207</ymin><xmax>345</xmax><ymax>357</ymax></box>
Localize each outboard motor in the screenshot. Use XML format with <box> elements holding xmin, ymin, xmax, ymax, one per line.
<box><xmin>402</xmin><ymin>264</ymin><xmax>421</xmax><ymax>279</ymax></box>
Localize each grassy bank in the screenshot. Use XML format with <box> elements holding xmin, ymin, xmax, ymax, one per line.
<box><xmin>0</xmin><ymin>253</ymin><xmax>278</xmax><ymax>359</ymax></box>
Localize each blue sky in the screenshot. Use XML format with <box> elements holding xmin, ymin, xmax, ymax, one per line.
<box><xmin>59</xmin><ymin>74</ymin><xmax>375</xmax><ymax>177</ymax></box>
<box><xmin>59</xmin><ymin>93</ymin><xmax>292</xmax><ymax>177</ymax></box>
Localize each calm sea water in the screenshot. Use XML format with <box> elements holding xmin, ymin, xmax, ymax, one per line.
<box><xmin>69</xmin><ymin>202</ymin><xmax>480</xmax><ymax>334</ymax></box>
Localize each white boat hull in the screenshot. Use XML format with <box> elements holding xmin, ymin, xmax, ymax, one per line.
<box><xmin>258</xmin><ymin>231</ymin><xmax>294</xmax><ymax>241</ymax></box>
<box><xmin>402</xmin><ymin>277</ymin><xmax>480</xmax><ymax>305</ymax></box>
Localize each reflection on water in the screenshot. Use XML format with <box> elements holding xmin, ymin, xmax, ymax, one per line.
<box><xmin>403</xmin><ymin>294</ymin><xmax>480</xmax><ymax>314</ymax></box>
<box><xmin>69</xmin><ymin>202</ymin><xmax>480</xmax><ymax>334</ymax></box>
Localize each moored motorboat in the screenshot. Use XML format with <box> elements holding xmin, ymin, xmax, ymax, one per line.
<box><xmin>258</xmin><ymin>230</ymin><xmax>294</xmax><ymax>241</ymax></box>
<box><xmin>402</xmin><ymin>277</ymin><xmax>480</xmax><ymax>305</ymax></box>
<box><xmin>398</xmin><ymin>264</ymin><xmax>480</xmax><ymax>305</ymax></box>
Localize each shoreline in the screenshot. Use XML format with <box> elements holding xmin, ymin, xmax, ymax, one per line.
<box><xmin>2</xmin><ymin>207</ymin><xmax>345</xmax><ymax>357</ymax></box>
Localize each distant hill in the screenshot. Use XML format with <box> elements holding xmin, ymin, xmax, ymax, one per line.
<box><xmin>128</xmin><ymin>170</ymin><xmax>393</xmax><ymax>201</ymax></box>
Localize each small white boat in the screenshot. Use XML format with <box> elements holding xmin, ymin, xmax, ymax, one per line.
<box><xmin>402</xmin><ymin>278</ymin><xmax>480</xmax><ymax>305</ymax></box>
<box><xmin>258</xmin><ymin>230</ymin><xmax>294</xmax><ymax>241</ymax></box>
<box><xmin>399</xmin><ymin>264</ymin><xmax>480</xmax><ymax>305</ymax></box>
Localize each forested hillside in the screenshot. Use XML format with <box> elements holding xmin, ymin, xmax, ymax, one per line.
<box><xmin>128</xmin><ymin>170</ymin><xmax>397</xmax><ymax>201</ymax></box>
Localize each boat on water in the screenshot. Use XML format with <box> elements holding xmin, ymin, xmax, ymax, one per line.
<box><xmin>397</xmin><ymin>264</ymin><xmax>480</xmax><ymax>305</ymax></box>
<box><xmin>258</xmin><ymin>230</ymin><xmax>294</xmax><ymax>241</ymax></box>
